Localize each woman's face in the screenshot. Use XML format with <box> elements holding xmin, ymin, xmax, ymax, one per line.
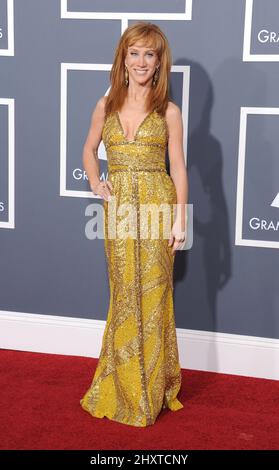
<box><xmin>125</xmin><ymin>41</ymin><xmax>160</xmax><ymax>85</ymax></box>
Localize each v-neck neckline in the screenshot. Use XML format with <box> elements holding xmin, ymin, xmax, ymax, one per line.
<box><xmin>116</xmin><ymin>109</ymin><xmax>154</xmax><ymax>143</ymax></box>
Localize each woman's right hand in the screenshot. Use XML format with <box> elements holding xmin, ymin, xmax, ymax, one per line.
<box><xmin>91</xmin><ymin>180</ymin><xmax>113</xmax><ymax>201</ymax></box>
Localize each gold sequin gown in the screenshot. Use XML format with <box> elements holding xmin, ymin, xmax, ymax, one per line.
<box><xmin>80</xmin><ymin>108</ymin><xmax>184</xmax><ymax>427</ymax></box>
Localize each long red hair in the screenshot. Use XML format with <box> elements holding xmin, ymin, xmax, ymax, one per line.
<box><xmin>104</xmin><ymin>21</ymin><xmax>173</xmax><ymax>118</ymax></box>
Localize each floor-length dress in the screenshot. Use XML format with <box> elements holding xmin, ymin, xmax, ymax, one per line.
<box><xmin>80</xmin><ymin>107</ymin><xmax>184</xmax><ymax>427</ymax></box>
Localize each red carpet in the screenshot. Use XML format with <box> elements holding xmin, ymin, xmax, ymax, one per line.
<box><xmin>0</xmin><ymin>349</ymin><xmax>278</xmax><ymax>450</ymax></box>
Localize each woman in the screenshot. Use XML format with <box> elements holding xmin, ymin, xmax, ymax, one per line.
<box><xmin>80</xmin><ymin>21</ymin><xmax>188</xmax><ymax>427</ymax></box>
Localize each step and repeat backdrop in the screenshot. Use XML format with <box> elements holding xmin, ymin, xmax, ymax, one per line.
<box><xmin>0</xmin><ymin>0</ymin><xmax>278</xmax><ymax>339</ymax></box>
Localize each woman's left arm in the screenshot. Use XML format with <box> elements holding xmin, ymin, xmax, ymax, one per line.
<box><xmin>166</xmin><ymin>102</ymin><xmax>189</xmax><ymax>253</ymax></box>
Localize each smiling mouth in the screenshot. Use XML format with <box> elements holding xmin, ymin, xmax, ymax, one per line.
<box><xmin>134</xmin><ymin>69</ymin><xmax>148</xmax><ymax>74</ymax></box>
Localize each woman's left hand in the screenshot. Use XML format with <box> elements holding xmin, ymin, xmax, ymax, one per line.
<box><xmin>168</xmin><ymin>218</ymin><xmax>186</xmax><ymax>255</ymax></box>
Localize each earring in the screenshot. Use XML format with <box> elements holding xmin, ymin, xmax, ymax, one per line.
<box><xmin>152</xmin><ymin>66</ymin><xmax>160</xmax><ymax>86</ymax></box>
<box><xmin>124</xmin><ymin>65</ymin><xmax>129</xmax><ymax>87</ymax></box>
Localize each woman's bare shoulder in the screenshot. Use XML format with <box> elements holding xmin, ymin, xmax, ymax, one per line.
<box><xmin>165</xmin><ymin>101</ymin><xmax>182</xmax><ymax>129</ymax></box>
<box><xmin>95</xmin><ymin>95</ymin><xmax>108</xmax><ymax>113</ymax></box>
<box><xmin>166</xmin><ymin>100</ymin><xmax>181</xmax><ymax>117</ymax></box>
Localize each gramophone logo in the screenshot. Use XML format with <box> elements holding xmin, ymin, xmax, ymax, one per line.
<box><xmin>271</xmin><ymin>192</ymin><xmax>279</xmax><ymax>208</ymax></box>
<box><xmin>246</xmin><ymin>192</ymin><xmax>279</xmax><ymax>244</ymax></box>
<box><xmin>243</xmin><ymin>0</ymin><xmax>279</xmax><ymax>62</ymax></box>
<box><xmin>235</xmin><ymin>107</ymin><xmax>279</xmax><ymax>249</ymax></box>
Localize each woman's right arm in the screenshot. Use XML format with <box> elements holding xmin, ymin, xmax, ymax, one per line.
<box><xmin>82</xmin><ymin>96</ymin><xmax>112</xmax><ymax>201</ymax></box>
